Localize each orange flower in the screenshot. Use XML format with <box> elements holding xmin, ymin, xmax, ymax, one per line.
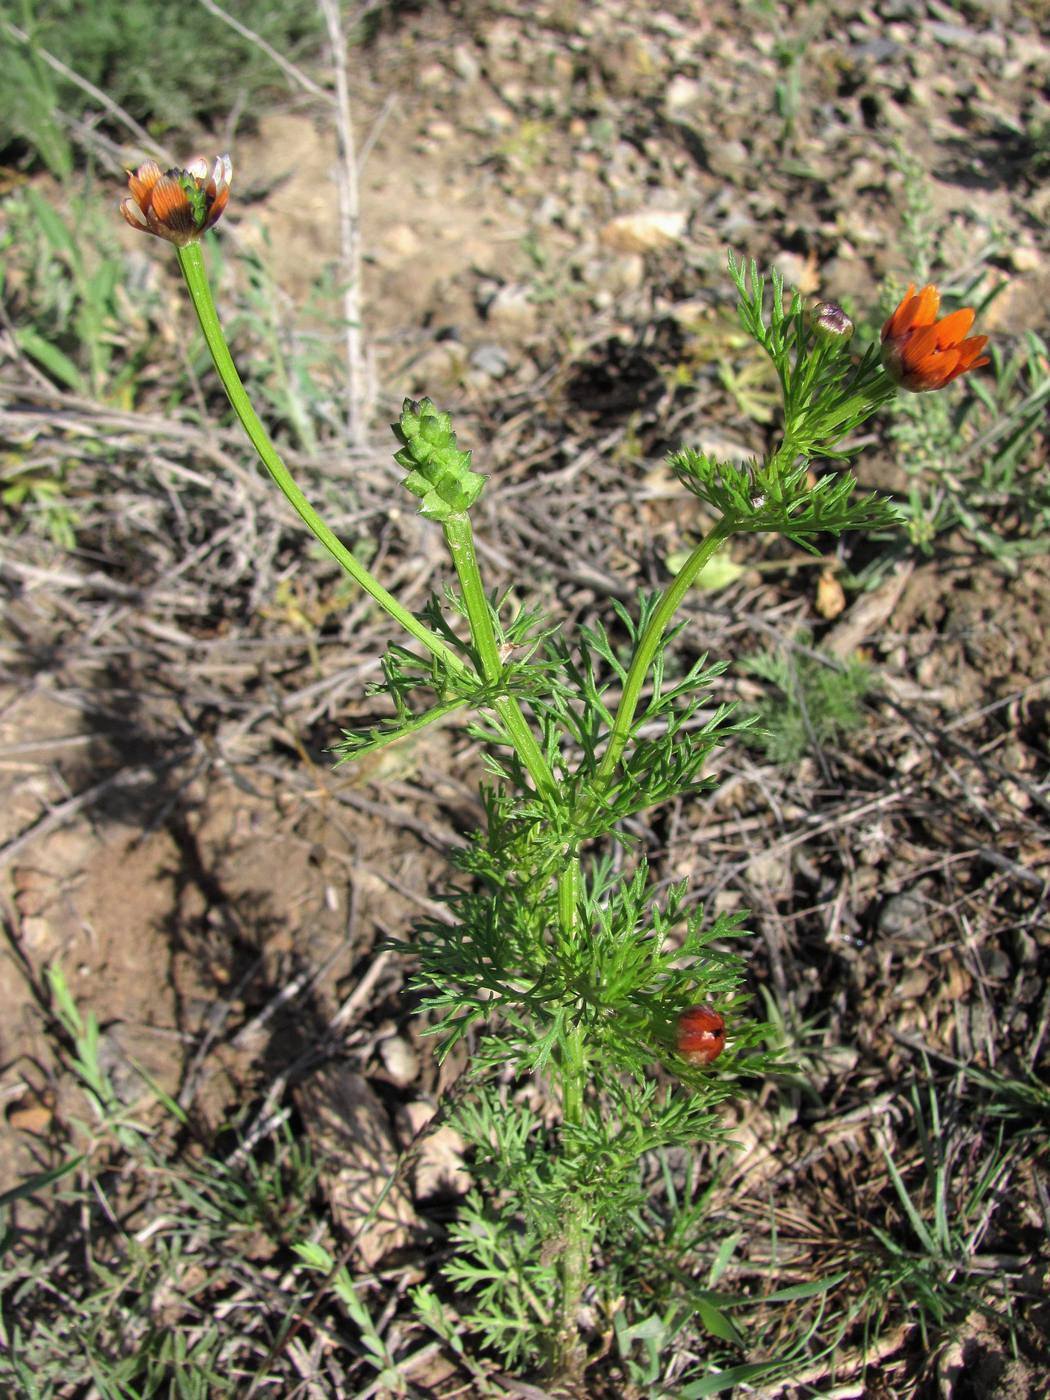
<box><xmin>120</xmin><ymin>155</ymin><xmax>232</xmax><ymax>246</ymax></box>
<box><xmin>881</xmin><ymin>283</ymin><xmax>989</xmax><ymax>392</ymax></box>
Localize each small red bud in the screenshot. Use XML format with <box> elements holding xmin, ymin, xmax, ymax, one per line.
<box><xmin>676</xmin><ymin>1005</ymin><xmax>726</xmax><ymax>1066</ymax></box>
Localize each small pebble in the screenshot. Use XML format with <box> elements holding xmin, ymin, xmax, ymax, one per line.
<box><xmin>379</xmin><ymin>1035</ymin><xmax>420</xmax><ymax>1088</ymax></box>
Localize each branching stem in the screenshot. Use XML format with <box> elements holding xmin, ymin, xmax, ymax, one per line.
<box><xmin>595</xmin><ymin>519</ymin><xmax>734</xmax><ymax>788</ymax></box>
<box><xmin>444</xmin><ymin>510</ymin><xmax>587</xmax><ymax>1374</ymax></box>
<box><xmin>442</xmin><ymin>512</ymin><xmax>557</xmax><ymax>802</ymax></box>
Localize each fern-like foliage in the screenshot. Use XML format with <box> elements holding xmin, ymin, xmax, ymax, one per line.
<box><xmin>672</xmin><ymin>448</ymin><xmax>902</xmax><ymax>550</ymax></box>
<box><xmin>728</xmin><ymin>250</ymin><xmax>901</xmax><ymax>463</ymax></box>
<box><xmin>324</xmin><ymin>258</ymin><xmax>912</xmax><ymax>1371</ymax></box>
<box><xmin>334</xmin><ymin>592</ymin><xmax>560</xmax><ymax>764</ymax></box>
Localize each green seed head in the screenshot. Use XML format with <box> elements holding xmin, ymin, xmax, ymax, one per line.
<box><xmin>393</xmin><ymin>398</ymin><xmax>487</xmax><ymax>520</ymax></box>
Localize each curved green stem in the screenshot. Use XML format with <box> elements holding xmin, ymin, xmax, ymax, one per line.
<box><xmin>442</xmin><ymin>511</ymin><xmax>557</xmax><ymax>802</ymax></box>
<box><xmin>175</xmin><ymin>241</ymin><xmax>468</xmax><ymax>678</ymax></box>
<box><xmin>594</xmin><ymin>519</ymin><xmax>734</xmax><ymax>790</ymax></box>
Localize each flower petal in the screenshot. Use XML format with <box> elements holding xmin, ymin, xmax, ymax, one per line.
<box><xmin>204</xmin><ymin>185</ymin><xmax>230</xmax><ymax>228</ymax></box>
<box><xmin>212</xmin><ymin>153</ymin><xmax>233</xmax><ymax>189</ymax></box>
<box><xmin>127</xmin><ymin>160</ymin><xmax>163</xmax><ymax>211</ymax></box>
<box><xmin>882</xmin><ymin>283</ymin><xmax>917</xmax><ymax>340</ymax></box>
<box><xmin>911</xmin><ymin>284</ymin><xmax>940</xmax><ymax>328</ymax></box>
<box><xmin>905</xmin><ymin>323</ymin><xmax>942</xmax><ymax>361</ymax></box>
<box><xmin>932</xmin><ymin>306</ymin><xmax>975</xmax><ymax>346</ymax></box>
<box><xmin>149</xmin><ymin>175</ymin><xmax>197</xmax><ymax>238</ymax></box>
<box><xmin>119</xmin><ymin>197</ymin><xmax>150</xmax><ymax>230</ymax></box>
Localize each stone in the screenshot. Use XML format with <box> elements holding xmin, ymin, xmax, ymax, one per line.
<box><xmin>297</xmin><ymin>1067</ymin><xmax>417</xmax><ymax>1267</ymax></box>
<box><xmin>599</xmin><ymin>209</ymin><xmax>689</xmax><ymax>253</ymax></box>
<box><xmin>397</xmin><ymin>1100</ymin><xmax>471</xmax><ymax>1201</ymax></box>
<box><xmin>663</xmin><ymin>74</ymin><xmax>703</xmax><ymax>117</ymax></box>
<box><xmin>706</xmin><ymin>139</ymin><xmax>748</xmax><ymax>182</ymax></box>
<box><xmin>486</xmin><ymin>283</ymin><xmax>539</xmax><ymax>336</ymax></box>
<box><xmin>877</xmin><ymin>889</ymin><xmax>931</xmax><ymax>941</ymax></box>
<box><xmin>1010</xmin><ymin>244</ymin><xmax>1040</xmax><ymax>273</ymax></box>
<box><xmin>379</xmin><ymin>1034</ymin><xmax>420</xmax><ymax>1088</ymax></box>
<box><xmin>381</xmin><ymin>222</ymin><xmax>422</xmax><ymax>262</ymax></box>
<box><xmin>451</xmin><ymin>44</ymin><xmax>480</xmax><ymax>84</ymax></box>
<box><xmin>469</xmin><ymin>344</ymin><xmax>511</xmax><ymax>379</ymax></box>
<box><xmin>417</xmin><ymin>62</ymin><xmax>448</xmax><ymax>90</ymax></box>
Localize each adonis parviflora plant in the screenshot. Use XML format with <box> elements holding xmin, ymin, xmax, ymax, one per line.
<box><xmin>120</xmin><ymin>156</ymin><xmax>989</xmax><ymax>1381</ymax></box>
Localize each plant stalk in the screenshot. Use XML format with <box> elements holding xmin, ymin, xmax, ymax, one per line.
<box><xmin>552</xmin><ymin>522</ymin><xmax>738</xmax><ymax>1362</ymax></box>
<box><xmin>594</xmin><ymin>519</ymin><xmax>734</xmax><ymax>788</ymax></box>
<box><xmin>443</xmin><ymin>515</ymin><xmax>589</xmax><ymax>1369</ymax></box>
<box><xmin>442</xmin><ymin>511</ymin><xmax>557</xmax><ymax>802</ymax></box>
<box><xmin>555</xmin><ymin>1019</ymin><xmax>588</xmax><ymax>1378</ymax></box>
<box><xmin>175</xmin><ymin>241</ymin><xmax>467</xmax><ymax>677</ymax></box>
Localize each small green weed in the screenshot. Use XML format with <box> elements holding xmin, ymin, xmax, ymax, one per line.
<box><xmin>0</xmin><ymin>967</ymin><xmax>321</xmax><ymax>1398</ymax></box>
<box><xmin>233</xmin><ymin>239</ymin><xmax>352</xmax><ymax>455</ymax></box>
<box><xmin>861</xmin><ymin>1073</ymin><xmax>1021</xmax><ymax>1351</ymax></box>
<box><xmin>886</xmin><ymin>148</ymin><xmax>1050</xmax><ymax>565</ymax></box>
<box><xmin>744</xmin><ymin>0</ymin><xmax>824</xmax><ymax>146</ymax></box>
<box><xmin>889</xmin><ymin>324</ymin><xmax>1050</xmax><ymax>565</ymax></box>
<box><xmin>743</xmin><ymin>633</ymin><xmax>872</xmax><ymax>764</ymax></box>
<box><xmin>294</xmin><ymin>1241</ymin><xmax>411</xmax><ymax>1395</ymax></box>
<box><xmin>1</xmin><ymin>0</ymin><xmax>324</xmax><ymax>175</ymax></box>
<box><xmin>0</xmin><ymin>182</ymin><xmax>154</xmax><ymax>549</ymax></box>
<box><xmin>609</xmin><ymin>1177</ymin><xmax>850</xmax><ymax>1397</ymax></box>
<box><xmin>0</xmin><ymin>468</ymin><xmax>79</xmax><ymax>550</ymax></box>
<box><xmin>1</xmin><ymin>184</ymin><xmax>136</xmax><ymax>400</ymax></box>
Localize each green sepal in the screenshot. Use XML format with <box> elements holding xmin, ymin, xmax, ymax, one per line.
<box><xmin>178</xmin><ymin>174</ymin><xmax>208</xmax><ymax>228</ymax></box>
<box><xmin>392</xmin><ymin>397</ymin><xmax>487</xmax><ymax>519</ymax></box>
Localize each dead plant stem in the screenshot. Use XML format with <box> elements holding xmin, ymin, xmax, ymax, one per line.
<box><xmin>318</xmin><ymin>0</ymin><xmax>369</xmax><ymax>446</ymax></box>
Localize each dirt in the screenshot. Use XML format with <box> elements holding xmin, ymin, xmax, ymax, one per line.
<box><xmin>2</xmin><ymin>0</ymin><xmax>1049</xmax><ymax>1394</ymax></box>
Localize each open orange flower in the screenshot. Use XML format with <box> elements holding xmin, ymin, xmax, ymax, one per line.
<box><xmin>881</xmin><ymin>283</ymin><xmax>989</xmax><ymax>392</ymax></box>
<box><xmin>120</xmin><ymin>155</ymin><xmax>232</xmax><ymax>246</ymax></box>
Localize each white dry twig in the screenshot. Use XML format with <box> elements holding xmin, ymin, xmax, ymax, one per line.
<box><xmin>195</xmin><ymin>0</ymin><xmax>329</xmax><ymax>100</ymax></box>
<box><xmin>317</xmin><ymin>0</ymin><xmax>370</xmax><ymax>447</ymax></box>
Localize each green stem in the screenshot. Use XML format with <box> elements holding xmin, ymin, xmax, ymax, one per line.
<box><xmin>442</xmin><ymin>511</ymin><xmax>557</xmax><ymax>802</ymax></box>
<box><xmin>175</xmin><ymin>241</ymin><xmax>468</xmax><ymax>678</ymax></box>
<box><xmin>441</xmin><ymin>512</ymin><xmax>587</xmax><ymax>1370</ymax></box>
<box><xmin>555</xmin><ymin>1020</ymin><xmax>587</xmax><ymax>1377</ymax></box>
<box><xmin>594</xmin><ymin>519</ymin><xmax>734</xmax><ymax>789</ymax></box>
<box><xmin>556</xmin><ymin>858</ymin><xmax>581</xmax><ymax>946</ymax></box>
<box><xmin>549</xmin><ymin>523</ymin><xmax>737</xmax><ymax>1366</ymax></box>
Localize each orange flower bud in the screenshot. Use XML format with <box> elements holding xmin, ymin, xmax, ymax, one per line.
<box><xmin>120</xmin><ymin>155</ymin><xmax>232</xmax><ymax>246</ymax></box>
<box><xmin>676</xmin><ymin>1005</ymin><xmax>726</xmax><ymax>1065</ymax></box>
<box><xmin>881</xmin><ymin>283</ymin><xmax>989</xmax><ymax>392</ymax></box>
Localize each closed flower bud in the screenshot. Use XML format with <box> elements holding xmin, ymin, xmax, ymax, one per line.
<box><xmin>676</xmin><ymin>1005</ymin><xmax>726</xmax><ymax>1065</ymax></box>
<box><xmin>811</xmin><ymin>301</ymin><xmax>854</xmax><ymax>342</ymax></box>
